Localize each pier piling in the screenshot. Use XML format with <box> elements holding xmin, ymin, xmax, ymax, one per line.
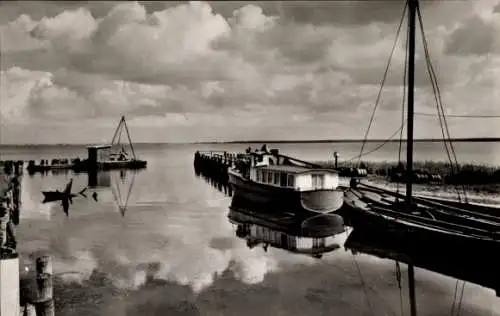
<box><xmin>194</xmin><ymin>151</ymin><xmax>238</xmax><ymax>195</ymax></box>
<box><xmin>0</xmin><ymin>163</ymin><xmax>22</xmax><ymax>316</ymax></box>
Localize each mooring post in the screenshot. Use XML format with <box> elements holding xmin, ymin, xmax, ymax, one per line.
<box><xmin>0</xmin><ymin>174</ymin><xmax>20</xmax><ymax>316</ymax></box>
<box><xmin>23</xmin><ymin>304</ymin><xmax>37</xmax><ymax>316</ymax></box>
<box><xmin>33</xmin><ymin>255</ymin><xmax>54</xmax><ymax>316</ymax></box>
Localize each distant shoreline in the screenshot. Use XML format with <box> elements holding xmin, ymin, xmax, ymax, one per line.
<box><xmin>1</xmin><ymin>137</ymin><xmax>499</xmax><ymax>147</ymax></box>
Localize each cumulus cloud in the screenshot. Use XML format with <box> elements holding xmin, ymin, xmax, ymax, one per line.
<box><xmin>1</xmin><ymin>1</ymin><xmax>499</xmax><ymax>143</ymax></box>
<box><xmin>445</xmin><ymin>14</ymin><xmax>500</xmax><ymax>56</ymax></box>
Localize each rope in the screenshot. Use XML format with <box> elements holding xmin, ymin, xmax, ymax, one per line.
<box><xmin>456</xmin><ymin>281</ymin><xmax>466</xmax><ymax>316</ymax></box>
<box><xmin>343</xmin><ymin>122</ymin><xmax>407</xmax><ymax>163</ymax></box>
<box><xmin>417</xmin><ymin>6</ymin><xmax>468</xmax><ymax>203</ymax></box>
<box><xmin>415</xmin><ymin>113</ymin><xmax>500</xmax><ymax>118</ymax></box>
<box><xmin>357</xmin><ymin>2</ymin><xmax>408</xmax><ymax>168</ymax></box>
<box><xmin>351</xmin><ymin>255</ymin><xmax>376</xmax><ymax>316</ymax></box>
<box><xmin>450</xmin><ymin>280</ymin><xmax>460</xmax><ymax>316</ymax></box>
<box><xmin>395</xmin><ymin>261</ymin><xmax>404</xmax><ymax>316</ymax></box>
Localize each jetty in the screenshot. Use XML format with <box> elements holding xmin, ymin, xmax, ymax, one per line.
<box><xmin>1</xmin><ymin>161</ymin><xmax>55</xmax><ymax>316</ymax></box>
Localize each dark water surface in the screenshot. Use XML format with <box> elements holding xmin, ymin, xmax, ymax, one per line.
<box><xmin>2</xmin><ymin>143</ymin><xmax>500</xmax><ymax>315</ymax></box>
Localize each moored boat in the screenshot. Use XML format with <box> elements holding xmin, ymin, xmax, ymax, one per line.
<box><xmin>228</xmin><ymin>146</ymin><xmax>345</xmax><ymax>215</ymax></box>
<box><xmin>228</xmin><ymin>196</ymin><xmax>345</xmax><ymax>258</ymax></box>
<box><xmin>87</xmin><ymin>116</ymin><xmax>147</xmax><ymax>171</ymax></box>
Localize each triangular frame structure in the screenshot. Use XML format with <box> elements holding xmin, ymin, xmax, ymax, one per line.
<box><xmin>110</xmin><ymin>115</ymin><xmax>137</xmax><ymax>160</ymax></box>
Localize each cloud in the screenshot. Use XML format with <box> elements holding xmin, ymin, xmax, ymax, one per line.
<box><xmin>1</xmin><ymin>1</ymin><xmax>500</xmax><ymax>144</ymax></box>
<box><xmin>444</xmin><ymin>14</ymin><xmax>500</xmax><ymax>56</ymax></box>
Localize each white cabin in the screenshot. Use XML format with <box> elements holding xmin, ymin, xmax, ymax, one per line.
<box><xmin>248</xmin><ymin>224</ymin><xmax>339</xmax><ymax>251</ymax></box>
<box><xmin>249</xmin><ymin>164</ymin><xmax>340</xmax><ymax>192</ymax></box>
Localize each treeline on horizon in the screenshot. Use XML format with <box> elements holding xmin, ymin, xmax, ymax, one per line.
<box><xmin>319</xmin><ymin>159</ymin><xmax>500</xmax><ymax>186</ymax></box>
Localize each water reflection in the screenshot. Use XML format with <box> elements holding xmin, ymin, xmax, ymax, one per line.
<box><xmin>194</xmin><ymin>166</ymin><xmax>233</xmax><ymax>197</ymax></box>
<box><xmin>228</xmin><ymin>194</ymin><xmax>345</xmax><ymax>259</ymax></box>
<box><xmin>11</xmin><ymin>145</ymin><xmax>500</xmax><ymax>315</ymax></box>
<box><xmin>41</xmin><ymin>178</ymin><xmax>89</xmax><ymax>216</ymax></box>
<box><xmin>345</xmin><ymin>227</ymin><xmax>500</xmax><ymax>296</ymax></box>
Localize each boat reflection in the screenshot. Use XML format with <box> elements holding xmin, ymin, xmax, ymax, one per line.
<box><xmin>228</xmin><ymin>194</ymin><xmax>345</xmax><ymax>259</ymax></box>
<box><xmin>345</xmin><ymin>227</ymin><xmax>500</xmax><ymax>297</ymax></box>
<box><xmin>87</xmin><ymin>169</ymin><xmax>137</xmax><ymax>217</ymax></box>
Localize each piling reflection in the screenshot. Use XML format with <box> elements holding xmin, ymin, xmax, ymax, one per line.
<box><xmin>345</xmin><ymin>227</ymin><xmax>500</xmax><ymax>296</ymax></box>
<box><xmin>228</xmin><ymin>194</ymin><xmax>345</xmax><ymax>259</ymax></box>
<box><xmin>195</xmin><ymin>167</ymin><xmax>233</xmax><ymax>197</ymax></box>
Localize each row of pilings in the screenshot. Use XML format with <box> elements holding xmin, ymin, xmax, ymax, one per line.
<box><xmin>1</xmin><ymin>160</ymin><xmax>24</xmax><ymax>176</ymax></box>
<box><xmin>1</xmin><ymin>162</ymin><xmax>54</xmax><ymax>316</ymax></box>
<box><xmin>194</xmin><ymin>151</ymin><xmax>239</xmax><ymax>186</ymax></box>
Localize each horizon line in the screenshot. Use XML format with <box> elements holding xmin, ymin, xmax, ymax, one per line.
<box><xmin>0</xmin><ymin>137</ymin><xmax>499</xmax><ymax>147</ymax></box>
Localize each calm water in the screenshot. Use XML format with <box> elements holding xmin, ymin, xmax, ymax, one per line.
<box><xmin>2</xmin><ymin>142</ymin><xmax>500</xmax><ymax>315</ymax></box>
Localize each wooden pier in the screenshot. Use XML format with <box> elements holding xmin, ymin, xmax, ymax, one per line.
<box><xmin>1</xmin><ymin>161</ymin><xmax>54</xmax><ymax>316</ymax></box>
<box><xmin>194</xmin><ymin>151</ymin><xmax>240</xmax><ymax>186</ymax></box>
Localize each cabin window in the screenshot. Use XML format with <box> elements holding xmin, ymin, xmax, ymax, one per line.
<box><xmin>312</xmin><ymin>174</ymin><xmax>324</xmax><ymax>189</ymax></box>
<box><xmin>280</xmin><ymin>172</ymin><xmax>287</xmax><ymax>187</ymax></box>
<box><xmin>256</xmin><ymin>170</ymin><xmax>262</xmax><ymax>182</ymax></box>
<box><xmin>267</xmin><ymin>171</ymin><xmax>273</xmax><ymax>183</ymax></box>
<box><xmin>313</xmin><ymin>238</ymin><xmax>325</xmax><ymax>249</ymax></box>
<box><xmin>273</xmin><ymin>172</ymin><xmax>280</xmax><ymax>185</ymax></box>
<box><xmin>287</xmin><ymin>175</ymin><xmax>295</xmax><ymax>187</ymax></box>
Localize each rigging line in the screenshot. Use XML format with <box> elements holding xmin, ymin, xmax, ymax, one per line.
<box><xmin>456</xmin><ymin>281</ymin><xmax>466</xmax><ymax>316</ymax></box>
<box><xmin>416</xmin><ymin>8</ymin><xmax>461</xmax><ymax>201</ymax></box>
<box><xmin>357</xmin><ymin>1</ymin><xmax>408</xmax><ymax>168</ymax></box>
<box><xmin>450</xmin><ymin>279</ymin><xmax>460</xmax><ymax>316</ymax></box>
<box><xmin>415</xmin><ymin>113</ymin><xmax>500</xmax><ymax>118</ymax></box>
<box><xmin>343</xmin><ymin>121</ymin><xmax>407</xmax><ymax>163</ymax></box>
<box><xmin>417</xmin><ymin>8</ymin><xmax>468</xmax><ymax>202</ymax></box>
<box><xmin>417</xmin><ymin>6</ymin><xmax>462</xmax><ymax>183</ymax></box>
<box><xmin>351</xmin><ymin>255</ymin><xmax>376</xmax><ymax>316</ymax></box>
<box><xmin>395</xmin><ymin>261</ymin><xmax>405</xmax><ymax>316</ymax></box>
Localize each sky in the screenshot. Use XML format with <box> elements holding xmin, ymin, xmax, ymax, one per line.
<box><xmin>1</xmin><ymin>0</ymin><xmax>499</xmax><ymax>144</ymax></box>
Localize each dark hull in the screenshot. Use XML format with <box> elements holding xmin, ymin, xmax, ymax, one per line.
<box><xmin>340</xmin><ymin>202</ymin><xmax>500</xmax><ymax>257</ymax></box>
<box><xmin>28</xmin><ymin>159</ymin><xmax>147</xmax><ymax>173</ymax></box>
<box><xmin>97</xmin><ymin>160</ymin><xmax>147</xmax><ymax>170</ymax></box>
<box><xmin>345</xmin><ymin>228</ymin><xmax>500</xmax><ymax>296</ymax></box>
<box><xmin>41</xmin><ymin>191</ymin><xmax>68</xmax><ymax>203</ymax></box>
<box><xmin>228</xmin><ymin>169</ymin><xmax>344</xmax><ymax>215</ymax></box>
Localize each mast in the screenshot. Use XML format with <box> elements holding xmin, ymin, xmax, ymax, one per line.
<box><xmin>406</xmin><ymin>0</ymin><xmax>418</xmax><ymax>316</ymax></box>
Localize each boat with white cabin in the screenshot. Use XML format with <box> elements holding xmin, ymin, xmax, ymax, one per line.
<box><xmin>228</xmin><ymin>146</ymin><xmax>346</xmax><ymax>215</ymax></box>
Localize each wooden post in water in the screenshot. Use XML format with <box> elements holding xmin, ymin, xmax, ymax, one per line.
<box><xmin>33</xmin><ymin>256</ymin><xmax>54</xmax><ymax>316</ymax></box>
<box><xmin>333</xmin><ymin>152</ymin><xmax>339</xmax><ymax>168</ymax></box>
<box><xmin>0</xmin><ymin>170</ymin><xmax>20</xmax><ymax>316</ymax></box>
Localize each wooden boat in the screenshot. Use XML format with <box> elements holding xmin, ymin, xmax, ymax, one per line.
<box><xmin>338</xmin><ymin>0</ymin><xmax>500</xmax><ymax>312</ymax></box>
<box><xmin>229</xmin><ymin>194</ymin><xmax>345</xmax><ymax>258</ymax></box>
<box><xmin>228</xmin><ymin>146</ymin><xmax>346</xmax><ymax>215</ymax></box>
<box><xmin>87</xmin><ymin>116</ymin><xmax>147</xmax><ymax>171</ymax></box>
<box><xmin>41</xmin><ymin>179</ymin><xmax>87</xmax><ymax>216</ymax></box>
